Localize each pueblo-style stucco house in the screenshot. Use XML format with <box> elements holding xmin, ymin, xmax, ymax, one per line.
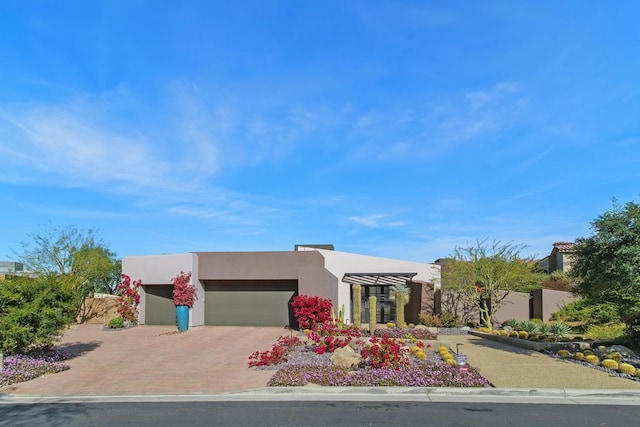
<box><xmin>539</xmin><ymin>242</ymin><xmax>576</xmax><ymax>274</ymax></box>
<box><xmin>122</xmin><ymin>245</ymin><xmax>440</xmax><ymax>329</ymax></box>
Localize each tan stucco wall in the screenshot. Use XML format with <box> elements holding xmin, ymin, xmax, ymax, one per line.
<box><xmin>76</xmin><ymin>297</ymin><xmax>119</xmax><ymax>324</ymax></box>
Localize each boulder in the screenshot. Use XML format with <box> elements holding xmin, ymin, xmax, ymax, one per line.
<box><xmin>330</xmin><ymin>346</ymin><xmax>362</xmax><ymax>369</ymax></box>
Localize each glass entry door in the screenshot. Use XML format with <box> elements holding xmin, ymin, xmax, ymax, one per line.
<box><xmin>360</xmin><ymin>285</ymin><xmax>394</xmax><ymax>324</ymax></box>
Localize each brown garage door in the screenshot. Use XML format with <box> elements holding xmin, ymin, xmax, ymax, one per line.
<box><xmin>204</xmin><ymin>281</ymin><xmax>297</xmax><ymax>326</ymax></box>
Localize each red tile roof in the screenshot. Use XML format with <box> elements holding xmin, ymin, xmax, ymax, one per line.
<box><xmin>552</xmin><ymin>242</ymin><xmax>575</xmax><ymax>252</ymax></box>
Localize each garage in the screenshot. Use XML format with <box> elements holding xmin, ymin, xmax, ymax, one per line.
<box><xmin>204</xmin><ymin>280</ymin><xmax>297</xmax><ymax>326</ymax></box>
<box><xmin>144</xmin><ymin>285</ymin><xmax>176</xmax><ymax>325</ymax></box>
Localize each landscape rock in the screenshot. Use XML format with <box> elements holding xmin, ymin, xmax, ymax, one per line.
<box><xmin>330</xmin><ymin>346</ymin><xmax>362</xmax><ymax>369</ymax></box>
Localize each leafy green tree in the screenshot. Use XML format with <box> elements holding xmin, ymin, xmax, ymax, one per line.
<box><xmin>0</xmin><ymin>275</ymin><xmax>78</xmax><ymax>354</ymax></box>
<box><xmin>443</xmin><ymin>239</ymin><xmax>544</xmax><ymax>328</ymax></box>
<box><xmin>572</xmin><ymin>200</ymin><xmax>640</xmax><ymax>313</ymax></box>
<box><xmin>571</xmin><ymin>200</ymin><xmax>640</xmax><ymax>347</ymax></box>
<box><xmin>12</xmin><ymin>223</ymin><xmax>120</xmax><ymax>295</ymax></box>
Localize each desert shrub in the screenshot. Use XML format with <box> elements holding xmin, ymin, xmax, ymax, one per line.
<box><xmin>551</xmin><ymin>299</ymin><xmax>620</xmax><ymax>325</ymax></box>
<box><xmin>518</xmin><ymin>331</ymin><xmax>529</xmax><ymax>339</ymax></box>
<box><xmin>418</xmin><ymin>312</ymin><xmax>461</xmax><ymax>328</ymax></box>
<box><xmin>586</xmin><ymin>323</ymin><xmax>626</xmax><ymax>341</ymax></box>
<box><xmin>556</xmin><ymin>349</ymin><xmax>571</xmax><ymax>357</ymax></box>
<box><xmin>107</xmin><ymin>317</ymin><xmax>126</xmax><ymax>329</ymax></box>
<box><xmin>0</xmin><ymin>275</ymin><xmax>78</xmax><ymax>355</ymax></box>
<box><xmin>508</xmin><ymin>331</ymin><xmax>519</xmax><ymax>338</ymax></box>
<box><xmin>574</xmin><ymin>352</ymin><xmax>584</xmax><ymax>360</ymax></box>
<box><xmin>500</xmin><ymin>330</ymin><xmax>508</xmax><ymax>336</ymax></box>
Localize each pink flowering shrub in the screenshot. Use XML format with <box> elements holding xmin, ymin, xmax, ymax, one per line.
<box><xmin>172</xmin><ymin>271</ymin><xmax>197</xmax><ymax>307</ymax></box>
<box><xmin>116</xmin><ymin>274</ymin><xmax>141</xmax><ymax>323</ymax></box>
<box><xmin>248</xmin><ymin>336</ymin><xmax>302</xmax><ymax>367</ymax></box>
<box><xmin>360</xmin><ymin>335</ymin><xmax>410</xmax><ymax>369</ymax></box>
<box><xmin>291</xmin><ymin>295</ymin><xmax>333</xmax><ymax>329</ymax></box>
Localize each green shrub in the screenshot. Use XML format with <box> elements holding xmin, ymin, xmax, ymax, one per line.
<box><xmin>601</xmin><ymin>359</ymin><xmax>619</xmax><ymax>370</ymax></box>
<box><xmin>586</xmin><ymin>323</ymin><xmax>626</xmax><ymax>341</ymax></box>
<box><xmin>0</xmin><ymin>275</ymin><xmax>79</xmax><ymax>355</ymax></box>
<box><xmin>551</xmin><ymin>299</ymin><xmax>620</xmax><ymax>325</ymax></box>
<box><xmin>107</xmin><ymin>317</ymin><xmax>126</xmax><ymax>329</ymax></box>
<box><xmin>618</xmin><ymin>363</ymin><xmax>636</xmax><ymax>375</ymax></box>
<box><xmin>418</xmin><ymin>312</ymin><xmax>462</xmax><ymax>328</ymax></box>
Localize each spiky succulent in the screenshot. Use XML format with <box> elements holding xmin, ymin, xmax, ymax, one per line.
<box><xmin>549</xmin><ymin>322</ymin><xmax>572</xmax><ymax>338</ymax></box>
<box><xmin>618</xmin><ymin>363</ymin><xmax>637</xmax><ymax>375</ymax></box>
<box><xmin>601</xmin><ymin>359</ymin><xmax>619</xmax><ymax>370</ymax></box>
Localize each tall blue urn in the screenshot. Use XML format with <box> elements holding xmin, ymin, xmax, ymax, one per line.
<box><xmin>176</xmin><ymin>305</ymin><xmax>189</xmax><ymax>331</ymax></box>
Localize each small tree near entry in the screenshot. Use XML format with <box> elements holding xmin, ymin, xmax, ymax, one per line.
<box><xmin>443</xmin><ymin>239</ymin><xmax>543</xmax><ymax>329</ymax></box>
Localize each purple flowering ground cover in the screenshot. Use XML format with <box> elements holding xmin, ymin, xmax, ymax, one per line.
<box><xmin>265</xmin><ymin>345</ymin><xmax>492</xmax><ymax>387</ymax></box>
<box><xmin>0</xmin><ymin>349</ymin><xmax>70</xmax><ymax>388</ymax></box>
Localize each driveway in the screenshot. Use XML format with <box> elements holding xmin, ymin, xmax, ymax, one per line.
<box><xmin>1</xmin><ymin>324</ymin><xmax>288</xmax><ymax>396</ymax></box>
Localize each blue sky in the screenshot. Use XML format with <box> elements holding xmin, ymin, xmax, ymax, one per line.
<box><xmin>1</xmin><ymin>1</ymin><xmax>639</xmax><ymax>263</ymax></box>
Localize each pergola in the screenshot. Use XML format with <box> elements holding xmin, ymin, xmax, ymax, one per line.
<box><xmin>341</xmin><ymin>272</ymin><xmax>417</xmax><ymax>286</ymax></box>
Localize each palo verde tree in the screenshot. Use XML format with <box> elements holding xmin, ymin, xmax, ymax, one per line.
<box><xmin>443</xmin><ymin>239</ymin><xmax>544</xmax><ymax>329</ymax></box>
<box><xmin>12</xmin><ymin>223</ymin><xmax>120</xmax><ymax>296</ymax></box>
<box><xmin>572</xmin><ymin>200</ymin><xmax>640</xmax><ymax>316</ymax></box>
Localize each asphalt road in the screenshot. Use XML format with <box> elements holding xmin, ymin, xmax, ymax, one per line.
<box><xmin>1</xmin><ymin>401</ymin><xmax>640</xmax><ymax>426</ymax></box>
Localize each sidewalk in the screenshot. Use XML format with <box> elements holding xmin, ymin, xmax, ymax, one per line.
<box><xmin>1</xmin><ymin>325</ymin><xmax>639</xmax><ymax>399</ymax></box>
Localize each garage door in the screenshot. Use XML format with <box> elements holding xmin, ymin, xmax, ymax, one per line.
<box><xmin>205</xmin><ymin>282</ymin><xmax>297</xmax><ymax>326</ymax></box>
<box><xmin>144</xmin><ymin>285</ymin><xmax>175</xmax><ymax>325</ymax></box>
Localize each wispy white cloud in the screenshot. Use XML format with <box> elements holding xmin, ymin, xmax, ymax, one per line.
<box><xmin>348</xmin><ymin>213</ymin><xmax>405</xmax><ymax>228</ymax></box>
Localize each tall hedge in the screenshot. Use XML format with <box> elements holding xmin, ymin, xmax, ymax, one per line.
<box><xmin>0</xmin><ymin>274</ymin><xmax>79</xmax><ymax>354</ymax></box>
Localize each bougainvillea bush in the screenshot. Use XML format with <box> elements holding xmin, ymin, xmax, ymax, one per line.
<box><xmin>116</xmin><ymin>274</ymin><xmax>141</xmax><ymax>324</ymax></box>
<box><xmin>0</xmin><ymin>349</ymin><xmax>69</xmax><ymax>388</ymax></box>
<box><xmin>291</xmin><ymin>295</ymin><xmax>333</xmax><ymax>329</ymax></box>
<box><xmin>172</xmin><ymin>271</ymin><xmax>197</xmax><ymax>307</ymax></box>
<box><xmin>248</xmin><ymin>336</ymin><xmax>301</xmax><ymax>367</ymax></box>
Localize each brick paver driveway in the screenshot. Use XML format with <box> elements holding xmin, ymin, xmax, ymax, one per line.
<box><xmin>1</xmin><ymin>324</ymin><xmax>288</xmax><ymax>396</ymax></box>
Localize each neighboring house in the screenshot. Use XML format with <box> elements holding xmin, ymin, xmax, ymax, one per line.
<box><xmin>546</xmin><ymin>242</ymin><xmax>576</xmax><ymax>274</ymax></box>
<box><xmin>122</xmin><ymin>245</ymin><xmax>440</xmax><ymax>328</ymax></box>
<box><xmin>0</xmin><ymin>261</ymin><xmax>25</xmax><ymax>281</ymax></box>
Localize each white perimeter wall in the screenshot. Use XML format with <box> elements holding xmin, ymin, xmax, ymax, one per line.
<box><xmin>297</xmin><ymin>247</ymin><xmax>441</xmax><ymax>323</ymax></box>
<box><xmin>122</xmin><ymin>253</ymin><xmax>203</xmax><ymax>327</ymax></box>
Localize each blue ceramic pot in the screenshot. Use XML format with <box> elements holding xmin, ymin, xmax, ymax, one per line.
<box><xmin>176</xmin><ymin>305</ymin><xmax>189</xmax><ymax>331</ymax></box>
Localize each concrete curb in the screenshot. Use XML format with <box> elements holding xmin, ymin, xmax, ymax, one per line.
<box><xmin>2</xmin><ymin>388</ymin><xmax>640</xmax><ymax>405</ymax></box>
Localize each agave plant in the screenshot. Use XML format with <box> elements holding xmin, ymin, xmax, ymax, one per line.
<box><xmin>519</xmin><ymin>320</ymin><xmax>541</xmax><ymax>334</ymax></box>
<box><xmin>549</xmin><ymin>322</ymin><xmax>572</xmax><ymax>338</ymax></box>
<box><xmin>538</xmin><ymin>323</ymin><xmax>552</xmax><ymax>336</ymax></box>
<box><xmin>502</xmin><ymin>319</ymin><xmax>522</xmax><ymax>330</ymax></box>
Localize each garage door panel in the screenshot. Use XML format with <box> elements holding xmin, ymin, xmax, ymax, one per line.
<box><xmin>205</xmin><ymin>282</ymin><xmax>297</xmax><ymax>326</ymax></box>
<box><xmin>145</xmin><ymin>285</ymin><xmax>175</xmax><ymax>325</ymax></box>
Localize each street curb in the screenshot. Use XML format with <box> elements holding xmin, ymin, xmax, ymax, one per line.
<box><xmin>2</xmin><ymin>388</ymin><xmax>640</xmax><ymax>405</ymax></box>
